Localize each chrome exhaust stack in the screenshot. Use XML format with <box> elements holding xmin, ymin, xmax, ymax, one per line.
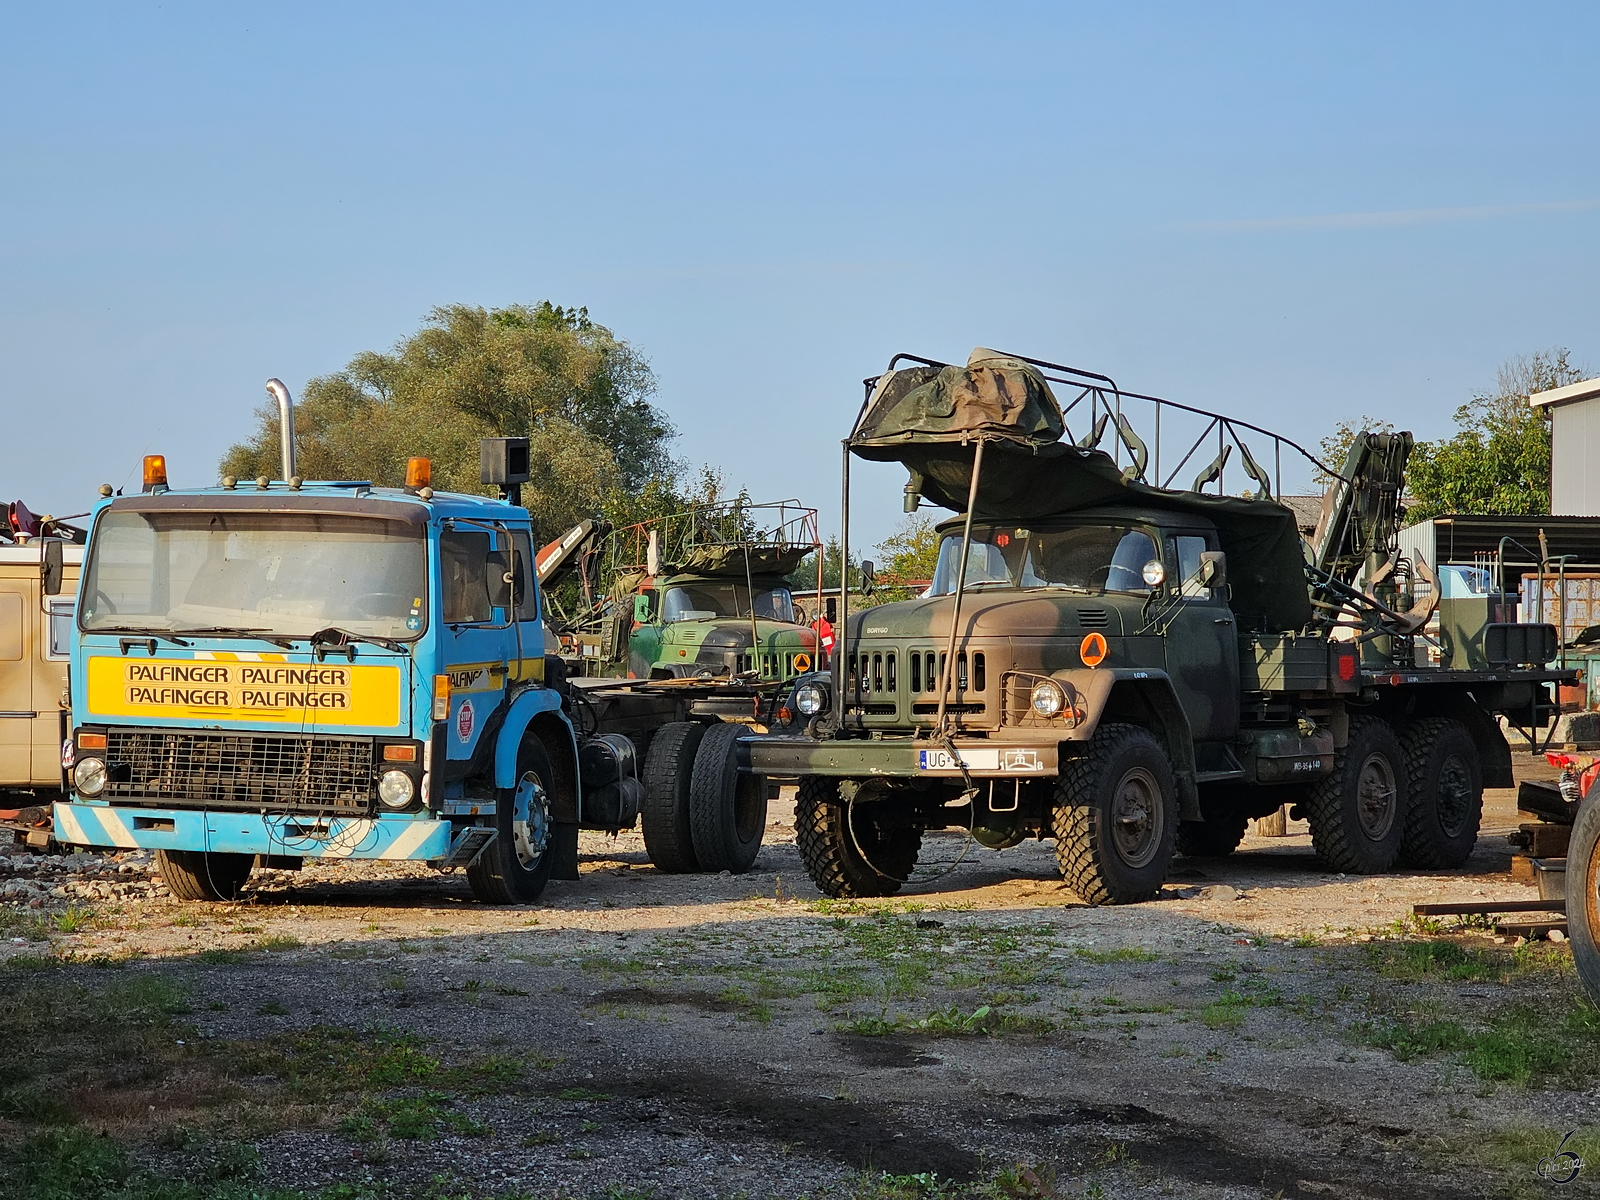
<box><xmin>265</xmin><ymin>378</ymin><xmax>297</xmax><ymax>482</ymax></box>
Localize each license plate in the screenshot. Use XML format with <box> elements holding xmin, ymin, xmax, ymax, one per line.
<box><xmin>917</xmin><ymin>747</ymin><xmax>1047</xmax><ymax>772</ymax></box>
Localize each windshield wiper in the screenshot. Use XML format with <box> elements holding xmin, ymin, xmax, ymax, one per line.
<box><xmin>309</xmin><ymin>627</ymin><xmax>408</xmax><ymax>654</ymax></box>
<box><xmin>175</xmin><ymin>626</ymin><xmax>297</xmax><ymax>650</ymax></box>
<box><xmin>88</xmin><ymin>625</ymin><xmax>192</xmax><ymax>647</ymax></box>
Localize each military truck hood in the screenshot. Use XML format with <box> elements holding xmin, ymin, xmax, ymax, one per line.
<box><xmin>848</xmin><ymin>591</ymin><xmax>1128</xmax><ymax>639</ymax></box>
<box><xmin>664</xmin><ymin>619</ymin><xmax>817</xmax><ymax>650</ymax></box>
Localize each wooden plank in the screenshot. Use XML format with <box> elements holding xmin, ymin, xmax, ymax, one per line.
<box><xmin>1413</xmin><ymin>899</ymin><xmax>1566</xmax><ymax>915</ymax></box>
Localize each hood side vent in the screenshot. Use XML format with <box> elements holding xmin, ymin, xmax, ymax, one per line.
<box><xmin>1077</xmin><ymin>608</ymin><xmax>1110</xmax><ymax>629</ymax></box>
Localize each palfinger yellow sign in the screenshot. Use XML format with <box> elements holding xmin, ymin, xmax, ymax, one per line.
<box><xmin>86</xmin><ymin>655</ymin><xmax>402</xmax><ymax>727</ymax></box>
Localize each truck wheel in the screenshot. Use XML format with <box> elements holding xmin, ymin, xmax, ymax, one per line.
<box><xmin>795</xmin><ymin>777</ymin><xmax>921</xmax><ymax>898</ymax></box>
<box><xmin>1177</xmin><ymin>812</ymin><xmax>1248</xmax><ymax>858</ymax></box>
<box><xmin>641</xmin><ymin>721</ymin><xmax>705</xmax><ymax>873</ymax></box>
<box><xmin>1052</xmin><ymin>723</ymin><xmax>1177</xmax><ymax>904</ymax></box>
<box><xmin>155</xmin><ymin>849</ymin><xmax>254</xmax><ymax>902</ymax></box>
<box><xmin>1567</xmin><ymin>790</ymin><xmax>1600</xmax><ymax>1001</ymax></box>
<box><xmin>688</xmin><ymin>722</ymin><xmax>767</xmax><ymax>874</ymax></box>
<box><xmin>1398</xmin><ymin>718</ymin><xmax>1483</xmax><ymax>869</ymax></box>
<box><xmin>466</xmin><ymin>738</ymin><xmax>556</xmax><ymax>905</ymax></box>
<box><xmin>1306</xmin><ymin>716</ymin><xmax>1407</xmax><ymax>874</ymax></box>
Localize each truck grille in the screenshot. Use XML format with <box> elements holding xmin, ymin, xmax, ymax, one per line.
<box><xmin>845</xmin><ymin>648</ymin><xmax>989</xmax><ymax>721</ymax></box>
<box><xmin>104</xmin><ymin>729</ymin><xmax>376</xmax><ymax>814</ymax></box>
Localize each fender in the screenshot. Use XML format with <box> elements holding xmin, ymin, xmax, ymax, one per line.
<box><xmin>495</xmin><ymin>685</ymin><xmax>577</xmax><ymax>791</ymax></box>
<box><xmin>1054</xmin><ymin>667</ymin><xmax>1200</xmax><ymax>819</ymax></box>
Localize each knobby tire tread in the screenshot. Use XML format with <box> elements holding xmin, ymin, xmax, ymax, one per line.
<box><xmin>1051</xmin><ymin>722</ymin><xmax>1174</xmax><ymax>905</ymax></box>
<box><xmin>1398</xmin><ymin>716</ymin><xmax>1481</xmax><ymax>869</ymax></box>
<box><xmin>794</xmin><ymin>777</ymin><xmax>919</xmax><ymax>898</ymax></box>
<box><xmin>1306</xmin><ymin>715</ymin><xmax>1404</xmax><ymax>874</ymax></box>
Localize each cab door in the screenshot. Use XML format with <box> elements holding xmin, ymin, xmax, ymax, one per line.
<box><xmin>0</xmin><ymin>567</ymin><xmax>30</xmax><ymax>785</ymax></box>
<box><xmin>437</xmin><ymin>524</ymin><xmax>520</xmax><ymax>770</ymax></box>
<box><xmin>1161</xmin><ymin>531</ymin><xmax>1240</xmax><ymax>741</ymax></box>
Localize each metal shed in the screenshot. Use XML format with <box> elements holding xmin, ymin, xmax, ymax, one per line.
<box><xmin>1532</xmin><ymin>375</ymin><xmax>1600</xmax><ymax>517</ymax></box>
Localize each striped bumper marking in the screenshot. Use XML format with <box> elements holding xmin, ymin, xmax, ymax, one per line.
<box><xmin>52</xmin><ymin>803</ymin><xmax>451</xmax><ymax>861</ymax></box>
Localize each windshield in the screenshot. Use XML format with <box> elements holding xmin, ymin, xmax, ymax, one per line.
<box><xmin>929</xmin><ymin>524</ymin><xmax>1160</xmax><ymax>596</ymax></box>
<box><xmin>659</xmin><ymin>583</ymin><xmax>795</xmax><ymax>623</ymax></box>
<box><xmin>80</xmin><ymin>510</ymin><xmax>427</xmax><ymax>640</ymax></box>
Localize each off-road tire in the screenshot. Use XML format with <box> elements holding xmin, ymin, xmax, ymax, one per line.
<box><xmin>640</xmin><ymin>721</ymin><xmax>705</xmax><ymax>873</ymax></box>
<box><xmin>1306</xmin><ymin>716</ymin><xmax>1407</xmax><ymax>874</ymax></box>
<box><xmin>1566</xmin><ymin>789</ymin><xmax>1600</xmax><ymax>1001</ymax></box>
<box><xmin>467</xmin><ymin>737</ymin><xmax>556</xmax><ymax>905</ymax></box>
<box><xmin>155</xmin><ymin>849</ymin><xmax>254</xmax><ymax>902</ymax></box>
<box><xmin>1177</xmin><ymin>812</ymin><xmax>1249</xmax><ymax>858</ymax></box>
<box><xmin>795</xmin><ymin>777</ymin><xmax>922</xmax><ymax>898</ymax></box>
<box><xmin>1398</xmin><ymin>717</ymin><xmax>1483</xmax><ymax>869</ymax></box>
<box><xmin>688</xmin><ymin>722</ymin><xmax>767</xmax><ymax>874</ymax></box>
<box><xmin>1051</xmin><ymin>723</ymin><xmax>1178</xmax><ymax>905</ymax></box>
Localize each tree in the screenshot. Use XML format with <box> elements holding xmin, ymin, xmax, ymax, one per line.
<box><xmin>875</xmin><ymin>514</ymin><xmax>941</xmax><ymax>588</ymax></box>
<box><xmin>220</xmin><ymin>303</ymin><xmax>682</xmax><ymax>538</ymax></box>
<box><xmin>1405</xmin><ymin>349</ymin><xmax>1586</xmax><ymax>524</ymax></box>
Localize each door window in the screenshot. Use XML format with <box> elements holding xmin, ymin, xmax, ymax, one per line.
<box><xmin>1168</xmin><ymin>534</ymin><xmax>1213</xmax><ymax>600</ymax></box>
<box><xmin>46</xmin><ymin>599</ymin><xmax>73</xmax><ymax>660</ymax></box>
<box><xmin>441</xmin><ymin>531</ymin><xmax>492</xmax><ymax>624</ymax></box>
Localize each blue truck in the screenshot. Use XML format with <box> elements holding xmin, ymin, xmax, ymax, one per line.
<box><xmin>45</xmin><ymin>381</ymin><xmax>763</xmax><ymax>902</ymax></box>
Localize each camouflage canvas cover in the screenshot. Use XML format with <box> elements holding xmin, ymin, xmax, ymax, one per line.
<box><xmin>851</xmin><ymin>348</ymin><xmax>1312</xmax><ymax>633</ymax></box>
<box><xmin>851</xmin><ymin>349</ymin><xmax>1064</xmax><ymax>457</ymax></box>
<box><xmin>663</xmin><ymin>543</ymin><xmax>812</xmax><ymax>581</ymax></box>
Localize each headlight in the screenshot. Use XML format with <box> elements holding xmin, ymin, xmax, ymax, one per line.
<box><xmin>378</xmin><ymin>770</ymin><xmax>416</xmax><ymax>809</ymax></box>
<box><xmin>793</xmin><ymin>682</ymin><xmax>828</xmax><ymax>716</ymax></box>
<box><xmin>73</xmin><ymin>757</ymin><xmax>107</xmax><ymax>797</ymax></box>
<box><xmin>1030</xmin><ymin>681</ymin><xmax>1066</xmax><ymax>718</ymax></box>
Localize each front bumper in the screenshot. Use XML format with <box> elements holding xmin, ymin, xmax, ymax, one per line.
<box><xmin>53</xmin><ymin>802</ymin><xmax>453</xmax><ymax>861</ymax></box>
<box><xmin>743</xmin><ymin>733</ymin><xmax>1058</xmax><ymax>778</ymax></box>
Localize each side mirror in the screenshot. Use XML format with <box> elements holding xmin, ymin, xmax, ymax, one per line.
<box><xmin>634</xmin><ymin>592</ymin><xmax>655</xmax><ymax>623</ymax></box>
<box><xmin>41</xmin><ymin>539</ymin><xmax>64</xmax><ymax>596</ymax></box>
<box><xmin>1200</xmin><ymin>551</ymin><xmax>1227</xmax><ymax>589</ymax></box>
<box><xmin>859</xmin><ymin>560</ymin><xmax>876</xmax><ymax>594</ymax></box>
<box><xmin>825</xmin><ymin>597</ymin><xmax>837</xmax><ymax>624</ymax></box>
<box><xmin>486</xmin><ymin>549</ymin><xmax>514</xmax><ymax>609</ymax></box>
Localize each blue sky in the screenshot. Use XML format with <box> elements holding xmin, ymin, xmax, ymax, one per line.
<box><xmin>2</xmin><ymin>2</ymin><xmax>1597</xmax><ymax>549</ymax></box>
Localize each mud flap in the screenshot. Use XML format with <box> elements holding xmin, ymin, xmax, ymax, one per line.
<box><xmin>549</xmin><ymin>821</ymin><xmax>580</xmax><ymax>880</ymax></box>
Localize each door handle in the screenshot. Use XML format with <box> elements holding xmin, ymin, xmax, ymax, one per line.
<box><xmin>1213</xmin><ymin>617</ymin><xmax>1234</xmax><ymax>625</ymax></box>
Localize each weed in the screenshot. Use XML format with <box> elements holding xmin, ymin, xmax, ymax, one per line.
<box><xmin>255</xmin><ymin>999</ymin><xmax>289</xmax><ymax>1016</ymax></box>
<box><xmin>843</xmin><ymin>1005</ymin><xmax>1054</xmax><ymax>1038</ymax></box>
<box><xmin>1355</xmin><ymin>1000</ymin><xmax>1600</xmax><ymax>1085</ymax></box>
<box><xmin>1210</xmin><ymin>965</ymin><xmax>1237</xmax><ymax>983</ymax></box>
<box><xmin>556</xmin><ymin>1087</ymin><xmax>613</xmax><ymax>1102</ymax></box>
<box><xmin>51</xmin><ymin>906</ymin><xmax>94</xmax><ymax>934</ymax></box>
<box><xmin>255</xmin><ymin>934</ymin><xmax>302</xmax><ymax>952</ymax></box>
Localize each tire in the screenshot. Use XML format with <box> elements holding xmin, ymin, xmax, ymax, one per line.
<box><xmin>466</xmin><ymin>737</ymin><xmax>557</xmax><ymax>905</ymax></box>
<box><xmin>1051</xmin><ymin>723</ymin><xmax>1178</xmax><ymax>905</ymax></box>
<box><xmin>795</xmin><ymin>776</ymin><xmax>922</xmax><ymax>898</ymax></box>
<box><xmin>1567</xmin><ymin>789</ymin><xmax>1600</xmax><ymax>1002</ymax></box>
<box><xmin>1398</xmin><ymin>717</ymin><xmax>1484</xmax><ymax>869</ymax></box>
<box><xmin>1306</xmin><ymin>716</ymin><xmax>1407</xmax><ymax>874</ymax></box>
<box><xmin>155</xmin><ymin>849</ymin><xmax>254</xmax><ymax>902</ymax></box>
<box><xmin>688</xmin><ymin>722</ymin><xmax>767</xmax><ymax>874</ymax></box>
<box><xmin>640</xmin><ymin>721</ymin><xmax>705</xmax><ymax>873</ymax></box>
<box><xmin>1177</xmin><ymin>812</ymin><xmax>1249</xmax><ymax>858</ymax></box>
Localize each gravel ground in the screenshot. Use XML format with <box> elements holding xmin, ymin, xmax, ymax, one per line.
<box><xmin>1</xmin><ymin>753</ymin><xmax>1590</xmax><ymax>1199</ymax></box>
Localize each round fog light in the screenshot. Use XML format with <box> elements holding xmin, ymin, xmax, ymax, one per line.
<box><xmin>73</xmin><ymin>757</ymin><xmax>107</xmax><ymax>797</ymax></box>
<box><xmin>1030</xmin><ymin>681</ymin><xmax>1066</xmax><ymax>718</ymax></box>
<box><xmin>794</xmin><ymin>682</ymin><xmax>827</xmax><ymax>716</ymax></box>
<box><xmin>378</xmin><ymin>769</ymin><xmax>416</xmax><ymax>809</ymax></box>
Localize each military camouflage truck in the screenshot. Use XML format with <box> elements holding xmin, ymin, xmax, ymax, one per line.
<box><xmin>534</xmin><ymin>501</ymin><xmax>823</xmax><ymax>874</ymax></box>
<box><xmin>747</xmin><ymin>348</ymin><xmax>1571</xmax><ymax>903</ymax></box>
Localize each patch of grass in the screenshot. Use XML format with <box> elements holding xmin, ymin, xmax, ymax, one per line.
<box><xmin>1365</xmin><ymin>940</ymin><xmax>1510</xmax><ymax>982</ymax></box>
<box><xmin>339</xmin><ymin>1090</ymin><xmax>488</xmax><ymax>1142</ymax></box>
<box><xmin>1199</xmin><ymin>994</ymin><xmax>1248</xmax><ymax>1030</ymax></box>
<box><xmin>255</xmin><ymin>1000</ymin><xmax>288</xmax><ymax>1016</ymax></box>
<box><xmin>1355</xmin><ymin>1000</ymin><xmax>1600</xmax><ymax>1086</ymax></box>
<box><xmin>1465</xmin><ymin>1124</ymin><xmax>1600</xmax><ymax>1176</ymax></box>
<box><xmin>1074</xmin><ymin>946</ymin><xmax>1160</xmax><ymax>964</ymax></box>
<box><xmin>845</xmin><ymin>1169</ymin><xmax>956</xmax><ymax>1199</ymax></box>
<box><xmin>843</xmin><ymin>1004</ymin><xmax>1055</xmax><ymax>1038</ymax></box>
<box><xmin>255</xmin><ymin>934</ymin><xmax>302</xmax><ymax>952</ymax></box>
<box><xmin>556</xmin><ymin>1087</ymin><xmax>613</xmax><ymax>1102</ymax></box>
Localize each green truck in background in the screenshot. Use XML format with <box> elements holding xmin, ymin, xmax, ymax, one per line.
<box><xmin>535</xmin><ymin>501</ymin><xmax>823</xmax><ymax>874</ymax></box>
<box><xmin>748</xmin><ymin>348</ymin><xmax>1573</xmax><ymax>904</ymax></box>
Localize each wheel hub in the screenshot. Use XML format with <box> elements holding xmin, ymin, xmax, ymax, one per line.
<box><xmin>1436</xmin><ymin>752</ymin><xmax>1473</xmax><ymax>837</ymax></box>
<box><xmin>1355</xmin><ymin>752</ymin><xmax>1397</xmax><ymax>839</ymax></box>
<box><xmin>1111</xmin><ymin>766</ymin><xmax>1163</xmax><ymax>868</ymax></box>
<box><xmin>511</xmin><ymin>771</ymin><xmax>550</xmax><ymax>869</ymax></box>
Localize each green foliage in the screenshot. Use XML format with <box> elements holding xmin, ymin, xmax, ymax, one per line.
<box><xmin>1317</xmin><ymin>415</ymin><xmax>1395</xmax><ymax>486</ymax></box>
<box><xmin>1405</xmin><ymin>349</ymin><xmax>1585</xmax><ymax>523</ymax></box>
<box><xmin>1356</xmin><ymin>998</ymin><xmax>1600</xmax><ymax>1086</ymax></box>
<box><xmin>219</xmin><ymin>302</ymin><xmax>681</xmax><ymax>538</ymax></box>
<box><xmin>875</xmin><ymin>514</ymin><xmax>941</xmax><ymax>589</ymax></box>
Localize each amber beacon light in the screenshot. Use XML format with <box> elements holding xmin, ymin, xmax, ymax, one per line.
<box><xmin>405</xmin><ymin>457</ymin><xmax>432</xmax><ymax>490</ymax></box>
<box><xmin>141</xmin><ymin>455</ymin><xmax>168</xmax><ymax>492</ymax></box>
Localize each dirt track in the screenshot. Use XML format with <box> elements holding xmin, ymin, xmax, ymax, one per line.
<box><xmin>2</xmin><ymin>755</ymin><xmax>1595</xmax><ymax>1199</ymax></box>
